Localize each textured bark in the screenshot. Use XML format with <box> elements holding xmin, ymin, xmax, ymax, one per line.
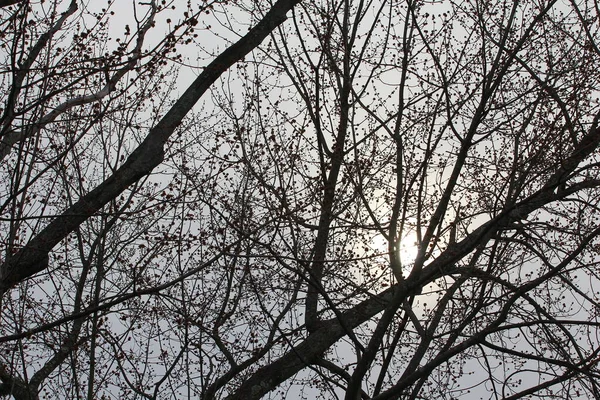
<box><xmin>0</xmin><ymin>0</ymin><xmax>21</xmax><ymax>9</ymax></box>
<box><xmin>0</xmin><ymin>0</ymin><xmax>302</xmax><ymax>293</ymax></box>
<box><xmin>223</xmin><ymin>287</ymin><xmax>400</xmax><ymax>400</ymax></box>
<box><xmin>223</xmin><ymin>121</ymin><xmax>600</xmax><ymax>399</ymax></box>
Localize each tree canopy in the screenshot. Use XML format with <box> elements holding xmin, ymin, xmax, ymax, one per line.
<box><xmin>1</xmin><ymin>0</ymin><xmax>600</xmax><ymax>399</ymax></box>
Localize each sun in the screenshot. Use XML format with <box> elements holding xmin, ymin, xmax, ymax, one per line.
<box><xmin>369</xmin><ymin>231</ymin><xmax>420</xmax><ymax>276</ymax></box>
<box><xmin>397</xmin><ymin>232</ymin><xmax>419</xmax><ymax>268</ymax></box>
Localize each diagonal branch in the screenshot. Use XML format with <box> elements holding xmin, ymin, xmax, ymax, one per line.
<box><xmin>0</xmin><ymin>0</ymin><xmax>78</xmax><ymax>137</ymax></box>
<box><xmin>223</xmin><ymin>118</ymin><xmax>600</xmax><ymax>400</ymax></box>
<box><xmin>0</xmin><ymin>1</ymin><xmax>157</xmax><ymax>161</ymax></box>
<box><xmin>0</xmin><ymin>0</ymin><xmax>20</xmax><ymax>9</ymax></box>
<box><xmin>0</xmin><ymin>0</ymin><xmax>302</xmax><ymax>293</ymax></box>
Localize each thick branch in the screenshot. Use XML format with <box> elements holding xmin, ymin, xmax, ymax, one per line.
<box><xmin>0</xmin><ymin>0</ymin><xmax>302</xmax><ymax>292</ymax></box>
<box><xmin>224</xmin><ymin>120</ymin><xmax>600</xmax><ymax>399</ymax></box>
<box><xmin>0</xmin><ymin>0</ymin><xmax>20</xmax><ymax>8</ymax></box>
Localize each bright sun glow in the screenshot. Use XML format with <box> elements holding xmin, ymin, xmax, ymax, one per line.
<box><xmin>371</xmin><ymin>232</ymin><xmax>420</xmax><ymax>274</ymax></box>
<box><xmin>397</xmin><ymin>232</ymin><xmax>420</xmax><ymax>268</ymax></box>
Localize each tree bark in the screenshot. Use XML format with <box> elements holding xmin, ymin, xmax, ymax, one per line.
<box><xmin>0</xmin><ymin>0</ymin><xmax>302</xmax><ymax>293</ymax></box>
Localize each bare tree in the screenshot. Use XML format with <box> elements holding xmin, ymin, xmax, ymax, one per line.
<box><xmin>2</xmin><ymin>0</ymin><xmax>600</xmax><ymax>399</ymax></box>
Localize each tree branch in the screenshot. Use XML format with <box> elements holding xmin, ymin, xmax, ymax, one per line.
<box><xmin>0</xmin><ymin>0</ymin><xmax>302</xmax><ymax>293</ymax></box>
